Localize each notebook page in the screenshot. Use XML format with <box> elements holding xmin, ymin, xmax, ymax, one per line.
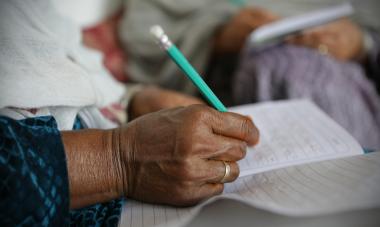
<box><xmin>223</xmin><ymin>151</ymin><xmax>380</xmax><ymax>216</ymax></box>
<box><xmin>119</xmin><ymin>152</ymin><xmax>380</xmax><ymax>227</ymax></box>
<box><xmin>229</xmin><ymin>100</ymin><xmax>363</xmax><ymax>178</ymax></box>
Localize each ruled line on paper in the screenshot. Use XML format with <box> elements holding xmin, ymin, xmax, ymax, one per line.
<box><xmin>118</xmin><ymin>101</ymin><xmax>376</xmax><ymax>227</ymax></box>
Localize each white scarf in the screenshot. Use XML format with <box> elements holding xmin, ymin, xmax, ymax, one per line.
<box><xmin>0</xmin><ymin>0</ymin><xmax>125</xmax><ymax>130</ymax></box>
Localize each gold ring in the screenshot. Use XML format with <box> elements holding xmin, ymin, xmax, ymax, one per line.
<box><xmin>221</xmin><ymin>161</ymin><xmax>231</xmax><ymax>183</ymax></box>
<box><xmin>318</xmin><ymin>44</ymin><xmax>329</xmax><ymax>55</ymax></box>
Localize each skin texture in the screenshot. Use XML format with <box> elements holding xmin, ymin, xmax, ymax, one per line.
<box><xmin>62</xmin><ymin>129</ymin><xmax>122</xmax><ymax>209</ymax></box>
<box><xmin>213</xmin><ymin>7</ymin><xmax>279</xmax><ymax>53</ymax></box>
<box><xmin>63</xmin><ymin>90</ymin><xmax>259</xmax><ymax>209</ymax></box>
<box><xmin>287</xmin><ymin>19</ymin><xmax>365</xmax><ymax>61</ymax></box>
<box><xmin>118</xmin><ymin>105</ymin><xmax>259</xmax><ymax>206</ymax></box>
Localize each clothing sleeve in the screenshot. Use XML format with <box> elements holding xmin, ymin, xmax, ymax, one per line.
<box><xmin>0</xmin><ymin>116</ymin><xmax>125</xmax><ymax>226</ymax></box>
<box><xmin>0</xmin><ymin>116</ymin><xmax>70</xmax><ymax>226</ymax></box>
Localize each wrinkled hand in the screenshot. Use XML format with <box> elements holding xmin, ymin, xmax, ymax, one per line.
<box><xmin>287</xmin><ymin>19</ymin><xmax>364</xmax><ymax>61</ymax></box>
<box><xmin>129</xmin><ymin>86</ymin><xmax>204</xmax><ymax>120</ymax></box>
<box><xmin>116</xmin><ymin>105</ymin><xmax>259</xmax><ymax>206</ymax></box>
<box><xmin>214</xmin><ymin>7</ymin><xmax>278</xmax><ymax>53</ymax></box>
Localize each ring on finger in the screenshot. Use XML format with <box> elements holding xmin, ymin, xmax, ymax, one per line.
<box><xmin>318</xmin><ymin>44</ymin><xmax>329</xmax><ymax>55</ymax></box>
<box><xmin>221</xmin><ymin>161</ymin><xmax>231</xmax><ymax>183</ymax></box>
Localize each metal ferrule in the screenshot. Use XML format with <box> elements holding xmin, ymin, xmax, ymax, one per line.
<box><xmin>157</xmin><ymin>34</ymin><xmax>173</xmax><ymax>50</ymax></box>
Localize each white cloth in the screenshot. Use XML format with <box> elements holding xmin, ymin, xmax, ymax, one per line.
<box><xmin>0</xmin><ymin>0</ymin><xmax>126</xmax><ymax>130</ymax></box>
<box><xmin>52</xmin><ymin>0</ymin><xmax>123</xmax><ymax>28</ymax></box>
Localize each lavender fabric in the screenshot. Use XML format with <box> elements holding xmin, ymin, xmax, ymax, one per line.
<box><xmin>233</xmin><ymin>44</ymin><xmax>380</xmax><ymax>150</ymax></box>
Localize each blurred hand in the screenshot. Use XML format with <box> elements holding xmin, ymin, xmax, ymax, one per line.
<box><xmin>129</xmin><ymin>86</ymin><xmax>204</xmax><ymax>120</ymax></box>
<box><xmin>118</xmin><ymin>105</ymin><xmax>260</xmax><ymax>206</ymax></box>
<box><xmin>287</xmin><ymin>19</ymin><xmax>364</xmax><ymax>61</ymax></box>
<box><xmin>214</xmin><ymin>7</ymin><xmax>278</xmax><ymax>53</ymax></box>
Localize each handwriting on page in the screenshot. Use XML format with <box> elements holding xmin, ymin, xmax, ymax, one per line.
<box><xmin>119</xmin><ymin>100</ymin><xmax>367</xmax><ymax>227</ymax></box>
<box><xmin>119</xmin><ymin>153</ymin><xmax>380</xmax><ymax>226</ymax></box>
<box><xmin>224</xmin><ymin>152</ymin><xmax>380</xmax><ymax>216</ymax></box>
<box><xmin>231</xmin><ymin>100</ymin><xmax>363</xmax><ymax>177</ymax></box>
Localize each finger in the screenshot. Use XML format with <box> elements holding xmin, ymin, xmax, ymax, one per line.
<box><xmin>164</xmin><ymin>90</ymin><xmax>205</xmax><ymax>107</ymax></box>
<box><xmin>245</xmin><ymin>14</ymin><xmax>278</xmax><ymax>29</ymax></box>
<box><xmin>199</xmin><ymin>183</ymin><xmax>224</xmax><ymax>198</ymax></box>
<box><xmin>208</xmin><ymin>110</ymin><xmax>260</xmax><ymax>146</ymax></box>
<box><xmin>286</xmin><ymin>32</ymin><xmax>311</xmax><ymax>45</ymax></box>
<box><xmin>182</xmin><ymin>158</ymin><xmax>239</xmax><ymax>183</ymax></box>
<box><xmin>205</xmin><ymin>161</ymin><xmax>240</xmax><ymax>184</ymax></box>
<box><xmin>246</xmin><ymin>7</ymin><xmax>279</xmax><ymax>20</ymax></box>
<box><xmin>284</xmin><ymin>35</ymin><xmax>298</xmax><ymax>44</ymax></box>
<box><xmin>296</xmin><ymin>34</ymin><xmax>315</xmax><ymax>47</ymax></box>
<box><xmin>199</xmin><ymin>135</ymin><xmax>247</xmax><ymax>161</ymax></box>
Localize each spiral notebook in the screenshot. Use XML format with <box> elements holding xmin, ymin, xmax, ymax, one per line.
<box><xmin>119</xmin><ymin>100</ymin><xmax>380</xmax><ymax>227</ymax></box>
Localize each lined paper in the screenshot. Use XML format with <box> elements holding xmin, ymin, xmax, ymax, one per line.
<box><xmin>120</xmin><ymin>152</ymin><xmax>380</xmax><ymax>227</ymax></box>
<box><xmin>231</xmin><ymin>100</ymin><xmax>363</xmax><ymax>177</ymax></box>
<box><xmin>224</xmin><ymin>152</ymin><xmax>380</xmax><ymax>216</ymax></box>
<box><xmin>119</xmin><ymin>100</ymin><xmax>376</xmax><ymax>227</ymax></box>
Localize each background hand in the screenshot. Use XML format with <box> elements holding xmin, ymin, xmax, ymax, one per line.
<box><xmin>213</xmin><ymin>7</ymin><xmax>278</xmax><ymax>53</ymax></box>
<box><xmin>129</xmin><ymin>86</ymin><xmax>204</xmax><ymax>120</ymax></box>
<box><xmin>118</xmin><ymin>105</ymin><xmax>259</xmax><ymax>206</ymax></box>
<box><xmin>287</xmin><ymin>19</ymin><xmax>364</xmax><ymax>61</ymax></box>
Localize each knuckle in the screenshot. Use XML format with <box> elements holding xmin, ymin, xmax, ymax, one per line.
<box><xmin>190</xmin><ymin>104</ymin><xmax>207</xmax><ymax>115</ymax></box>
<box><xmin>216</xmin><ymin>184</ymin><xmax>224</xmax><ymax>194</ymax></box>
<box><xmin>235</xmin><ymin>143</ymin><xmax>247</xmax><ymax>160</ymax></box>
<box><xmin>227</xmin><ymin>143</ymin><xmax>246</xmax><ymax>161</ymax></box>
<box><xmin>240</xmin><ymin>117</ymin><xmax>254</xmax><ymax>138</ymax></box>
<box><xmin>232</xmin><ymin>163</ymin><xmax>240</xmax><ymax>180</ymax></box>
<box><xmin>190</xmin><ymin>104</ymin><xmax>215</xmax><ymax>122</ymax></box>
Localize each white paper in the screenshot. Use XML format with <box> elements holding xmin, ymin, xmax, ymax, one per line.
<box><xmin>119</xmin><ymin>100</ymin><xmax>374</xmax><ymax>227</ymax></box>
<box><xmin>232</xmin><ymin>100</ymin><xmax>363</xmax><ymax>177</ymax></box>
<box><xmin>248</xmin><ymin>2</ymin><xmax>354</xmax><ymax>45</ymax></box>
<box><xmin>119</xmin><ymin>152</ymin><xmax>380</xmax><ymax>227</ymax></box>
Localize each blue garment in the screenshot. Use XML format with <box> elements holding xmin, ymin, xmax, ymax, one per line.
<box><xmin>0</xmin><ymin>116</ymin><xmax>123</xmax><ymax>226</ymax></box>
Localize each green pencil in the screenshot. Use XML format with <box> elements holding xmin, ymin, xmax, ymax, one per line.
<box><xmin>150</xmin><ymin>25</ymin><xmax>228</xmax><ymax>112</ymax></box>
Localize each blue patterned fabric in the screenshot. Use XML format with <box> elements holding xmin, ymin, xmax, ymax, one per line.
<box><xmin>0</xmin><ymin>116</ymin><xmax>69</xmax><ymax>226</ymax></box>
<box><xmin>0</xmin><ymin>116</ymin><xmax>124</xmax><ymax>226</ymax></box>
<box><xmin>70</xmin><ymin>199</ymin><xmax>124</xmax><ymax>227</ymax></box>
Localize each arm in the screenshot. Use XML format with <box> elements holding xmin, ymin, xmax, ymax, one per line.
<box><xmin>1</xmin><ymin>104</ymin><xmax>260</xmax><ymax>227</ymax></box>
<box><xmin>62</xmin><ymin>129</ymin><xmax>124</xmax><ymax>209</ymax></box>
<box><xmin>64</xmin><ymin>105</ymin><xmax>260</xmax><ymax>208</ymax></box>
<box><xmin>213</xmin><ymin>7</ymin><xmax>278</xmax><ymax>54</ymax></box>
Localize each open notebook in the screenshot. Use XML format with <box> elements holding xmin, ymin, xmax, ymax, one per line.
<box><xmin>119</xmin><ymin>100</ymin><xmax>380</xmax><ymax>227</ymax></box>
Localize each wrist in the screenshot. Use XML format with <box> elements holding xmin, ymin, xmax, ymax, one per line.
<box><xmin>62</xmin><ymin>129</ymin><xmax>125</xmax><ymax>208</ymax></box>
<box><xmin>111</xmin><ymin>125</ymin><xmax>137</xmax><ymax>199</ymax></box>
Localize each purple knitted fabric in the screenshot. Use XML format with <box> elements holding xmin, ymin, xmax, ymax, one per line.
<box><xmin>233</xmin><ymin>44</ymin><xmax>380</xmax><ymax>149</ymax></box>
